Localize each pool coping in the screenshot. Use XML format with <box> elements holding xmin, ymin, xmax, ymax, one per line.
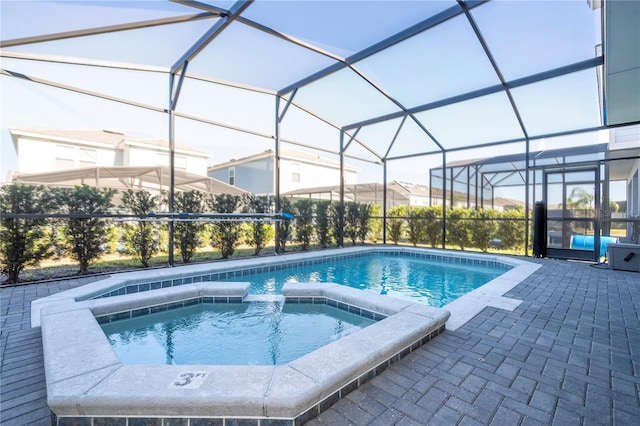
<box><xmin>41</xmin><ymin>281</ymin><xmax>449</xmax><ymax>423</ymax></box>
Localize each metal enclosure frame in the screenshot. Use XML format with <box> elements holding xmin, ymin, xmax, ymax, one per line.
<box><xmin>1</xmin><ymin>0</ymin><xmax>638</xmax><ymax>264</ymax></box>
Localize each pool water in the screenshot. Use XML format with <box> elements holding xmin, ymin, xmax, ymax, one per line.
<box><xmin>224</xmin><ymin>254</ymin><xmax>504</xmax><ymax>307</ymax></box>
<box><xmin>101</xmin><ymin>302</ymin><xmax>376</xmax><ymax>365</ymax></box>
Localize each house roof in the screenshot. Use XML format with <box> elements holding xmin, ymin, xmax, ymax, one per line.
<box><xmin>208</xmin><ymin>147</ymin><xmax>360</xmax><ymax>172</ymax></box>
<box><xmin>10</xmin><ymin>128</ymin><xmax>210</xmax><ymax>158</ymax></box>
<box><xmin>282</xmin><ymin>181</ymin><xmax>440</xmax><ymax>203</ymax></box>
<box><xmin>283</xmin><ymin>181</ymin><xmax>523</xmax><ymax>208</ymax></box>
<box><xmin>8</xmin><ymin>165</ymin><xmax>246</xmax><ymax>196</ymax></box>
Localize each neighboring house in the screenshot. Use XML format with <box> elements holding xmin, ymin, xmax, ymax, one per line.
<box><xmin>8</xmin><ymin>128</ymin><xmax>246</xmax><ymax>196</ymax></box>
<box><xmin>282</xmin><ymin>181</ymin><xmax>522</xmax><ymax>211</ymax></box>
<box><xmin>207</xmin><ymin>147</ymin><xmax>360</xmax><ymax>195</ymax></box>
<box><xmin>282</xmin><ymin>181</ymin><xmax>435</xmax><ymax>209</ymax></box>
<box><xmin>10</xmin><ymin>128</ymin><xmax>210</xmax><ymax>176</ymax></box>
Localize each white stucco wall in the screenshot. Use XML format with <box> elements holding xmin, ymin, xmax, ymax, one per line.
<box><xmin>17</xmin><ymin>138</ymin><xmax>54</xmax><ymax>173</ymax></box>
<box><xmin>279</xmin><ymin>159</ymin><xmax>357</xmax><ymax>194</ymax></box>
<box><xmin>16</xmin><ymin>137</ymin><xmax>118</xmax><ymax>173</ymax></box>
<box><xmin>126</xmin><ymin>146</ymin><xmax>207</xmax><ymax>176</ymax></box>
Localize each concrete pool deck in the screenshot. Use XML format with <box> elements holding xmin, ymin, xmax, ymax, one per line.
<box><xmin>2</xmin><ymin>252</ymin><xmax>639</xmax><ymax>424</ymax></box>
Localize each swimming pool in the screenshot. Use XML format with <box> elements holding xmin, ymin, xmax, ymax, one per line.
<box><xmin>33</xmin><ymin>246</ymin><xmax>540</xmax><ymax>425</ymax></box>
<box><xmin>101</xmin><ymin>299</ymin><xmax>378</xmax><ymax>365</ymax></box>
<box><xmin>223</xmin><ymin>254</ymin><xmax>506</xmax><ymax>307</ymax></box>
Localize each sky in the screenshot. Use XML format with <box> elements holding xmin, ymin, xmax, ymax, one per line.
<box><xmin>0</xmin><ymin>0</ymin><xmax>609</xmax><ymax>198</ymax></box>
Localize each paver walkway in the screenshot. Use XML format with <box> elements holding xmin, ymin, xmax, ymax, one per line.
<box><xmin>1</xmin><ymin>258</ymin><xmax>639</xmax><ymax>425</ymax></box>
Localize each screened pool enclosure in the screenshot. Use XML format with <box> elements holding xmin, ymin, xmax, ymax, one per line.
<box><xmin>1</xmin><ymin>0</ymin><xmax>639</xmax><ymax>265</ymax></box>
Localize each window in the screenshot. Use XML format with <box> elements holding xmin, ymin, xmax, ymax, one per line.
<box><xmin>54</xmin><ymin>145</ymin><xmax>76</xmax><ymax>170</ymax></box>
<box><xmin>54</xmin><ymin>145</ymin><xmax>98</xmax><ymax>169</ymax></box>
<box><xmin>229</xmin><ymin>167</ymin><xmax>235</xmax><ymax>186</ymax></box>
<box><xmin>291</xmin><ymin>163</ymin><xmax>300</xmax><ymax>183</ymax></box>
<box><xmin>79</xmin><ymin>148</ymin><xmax>97</xmax><ymax>168</ymax></box>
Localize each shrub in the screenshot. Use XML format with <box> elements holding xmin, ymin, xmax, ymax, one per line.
<box><xmin>53</xmin><ymin>185</ymin><xmax>116</xmax><ymax>274</ymax></box>
<box><xmin>314</xmin><ymin>200</ymin><xmax>332</xmax><ymax>248</ymax></box>
<box><xmin>406</xmin><ymin>206</ymin><xmax>424</xmax><ymax>247</ymax></box>
<box><xmin>276</xmin><ymin>197</ymin><xmax>293</xmax><ymax>252</ymax></box>
<box><xmin>208</xmin><ymin>194</ymin><xmax>242</xmax><ymax>259</ymax></box>
<box><xmin>423</xmin><ymin>206</ymin><xmax>442</xmax><ymax>248</ymax></box>
<box><xmin>357</xmin><ymin>203</ymin><xmax>373</xmax><ymax>244</ymax></box>
<box><xmin>294</xmin><ymin>198</ymin><xmax>315</xmax><ymax>250</ymax></box>
<box><xmin>174</xmin><ymin>190</ymin><xmax>206</xmax><ymax>262</ymax></box>
<box><xmin>121</xmin><ymin>189</ymin><xmax>160</xmax><ymax>267</ymax></box>
<box><xmin>330</xmin><ymin>202</ymin><xmax>345</xmax><ymax>247</ymax></box>
<box><xmin>368</xmin><ymin>204</ymin><xmax>383</xmax><ymax>243</ymax></box>
<box><xmin>243</xmin><ymin>194</ymin><xmax>273</xmax><ymax>255</ymax></box>
<box><xmin>470</xmin><ymin>209</ymin><xmax>498</xmax><ymax>252</ymax></box>
<box><xmin>447</xmin><ymin>208</ymin><xmax>472</xmax><ymax>250</ymax></box>
<box><xmin>387</xmin><ymin>205</ymin><xmax>406</xmax><ymax>244</ymax></box>
<box><xmin>345</xmin><ymin>202</ymin><xmax>360</xmax><ymax>245</ymax></box>
<box><xmin>0</xmin><ymin>184</ymin><xmax>53</xmax><ymax>284</ymax></box>
<box><xmin>498</xmin><ymin>207</ymin><xmax>527</xmax><ymax>251</ymax></box>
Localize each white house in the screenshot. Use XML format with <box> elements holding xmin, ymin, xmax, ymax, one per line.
<box><xmin>10</xmin><ymin>128</ymin><xmax>210</xmax><ymax>175</ymax></box>
<box><xmin>8</xmin><ymin>129</ymin><xmax>246</xmax><ymax>196</ymax></box>
<box><xmin>207</xmin><ymin>147</ymin><xmax>360</xmax><ymax>195</ymax></box>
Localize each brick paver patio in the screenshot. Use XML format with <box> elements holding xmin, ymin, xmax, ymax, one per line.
<box><xmin>1</xmin><ymin>257</ymin><xmax>639</xmax><ymax>425</ymax></box>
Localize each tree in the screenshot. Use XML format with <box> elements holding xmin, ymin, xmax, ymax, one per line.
<box><xmin>120</xmin><ymin>189</ymin><xmax>160</xmax><ymax>267</ymax></box>
<box><xmin>208</xmin><ymin>194</ymin><xmax>242</xmax><ymax>259</ymax></box>
<box><xmin>294</xmin><ymin>198</ymin><xmax>315</xmax><ymax>250</ymax></box>
<box><xmin>387</xmin><ymin>205</ymin><xmax>406</xmax><ymax>245</ymax></box>
<box><xmin>174</xmin><ymin>190</ymin><xmax>206</xmax><ymax>263</ymax></box>
<box><xmin>243</xmin><ymin>194</ymin><xmax>273</xmax><ymax>255</ymax></box>
<box><xmin>54</xmin><ymin>185</ymin><xmax>116</xmax><ymax>274</ymax></box>
<box><xmin>314</xmin><ymin>200</ymin><xmax>332</xmax><ymax>248</ymax></box>
<box><xmin>0</xmin><ymin>184</ymin><xmax>52</xmax><ymax>284</ymax></box>
<box><xmin>568</xmin><ymin>187</ymin><xmax>595</xmax><ymax>210</ymax></box>
<box><xmin>568</xmin><ymin>187</ymin><xmax>596</xmax><ymax>232</ymax></box>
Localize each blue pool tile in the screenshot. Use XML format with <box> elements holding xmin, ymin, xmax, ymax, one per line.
<box><xmin>150</xmin><ymin>304</ymin><xmax>168</xmax><ymax>314</ymax></box>
<box><xmin>190</xmin><ymin>419</ymin><xmax>223</xmax><ymax>426</ymax></box>
<box><xmin>131</xmin><ymin>308</ymin><xmax>149</xmax><ymax>318</ymax></box>
<box><xmin>167</xmin><ymin>301</ymin><xmax>184</xmax><ymax>310</ymax></box>
<box><xmin>93</xmin><ymin>417</ymin><xmax>127</xmax><ymax>426</ymax></box>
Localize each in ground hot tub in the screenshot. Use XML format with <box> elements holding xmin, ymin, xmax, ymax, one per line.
<box><xmin>99</xmin><ymin>295</ymin><xmax>379</xmax><ymax>366</ymax></box>
<box><xmin>40</xmin><ymin>281</ymin><xmax>449</xmax><ymax>425</ymax></box>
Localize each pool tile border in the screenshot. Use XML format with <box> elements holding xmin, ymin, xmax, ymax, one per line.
<box><xmin>94</xmin><ymin>295</ymin><xmax>388</xmax><ymax>325</ymax></box>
